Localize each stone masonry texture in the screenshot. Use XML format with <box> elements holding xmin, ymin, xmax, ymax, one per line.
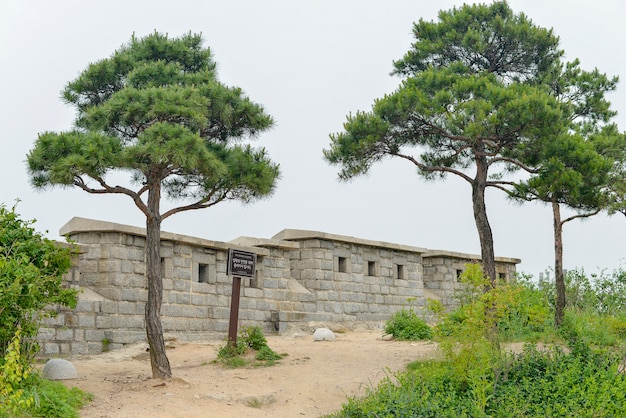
<box><xmin>38</xmin><ymin>218</ymin><xmax>520</xmax><ymax>355</ymax></box>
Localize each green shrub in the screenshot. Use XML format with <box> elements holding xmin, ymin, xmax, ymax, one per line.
<box><xmin>0</xmin><ymin>330</ymin><xmax>33</xmax><ymax>416</ymax></box>
<box><xmin>24</xmin><ymin>377</ymin><xmax>92</xmax><ymax>418</ymax></box>
<box><xmin>255</xmin><ymin>345</ymin><xmax>282</xmax><ymax>362</ymax></box>
<box><xmin>240</xmin><ymin>326</ymin><xmax>269</xmax><ymax>350</ymax></box>
<box><xmin>489</xmin><ymin>342</ymin><xmax>626</xmax><ymax>417</ymax></box>
<box><xmin>0</xmin><ymin>204</ymin><xmax>78</xmax><ymax>360</ymax></box>
<box><xmin>215</xmin><ymin>326</ymin><xmax>284</xmax><ymax>368</ymax></box>
<box><xmin>384</xmin><ymin>307</ymin><xmax>432</xmax><ymax>340</ymax></box>
<box><xmin>330</xmin><ymin>341</ymin><xmax>626</xmax><ymax>418</ymax></box>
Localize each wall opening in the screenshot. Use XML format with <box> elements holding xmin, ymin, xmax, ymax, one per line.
<box><xmin>367</xmin><ymin>261</ymin><xmax>377</xmax><ymax>276</ymax></box>
<box><xmin>160</xmin><ymin>257</ymin><xmax>166</xmax><ymax>278</ymax></box>
<box><xmin>338</xmin><ymin>256</ymin><xmax>347</xmax><ymax>273</ymax></box>
<box><xmin>198</xmin><ymin>263</ymin><xmax>209</xmax><ymax>283</ymax></box>
<box><xmin>396</xmin><ymin>264</ymin><xmax>405</xmax><ymax>280</ymax></box>
<box><xmin>456</xmin><ymin>269</ymin><xmax>463</xmax><ymax>281</ymax></box>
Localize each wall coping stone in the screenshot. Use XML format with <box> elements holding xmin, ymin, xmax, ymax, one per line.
<box><xmin>60</xmin><ymin>217</ymin><xmax>270</xmax><ymax>256</ymax></box>
<box><xmin>272</xmin><ymin>229</ymin><xmax>430</xmax><ymax>254</ymax></box>
<box><xmin>229</xmin><ymin>236</ymin><xmax>300</xmax><ymax>250</ymax></box>
<box><xmin>422</xmin><ymin>250</ymin><xmax>521</xmax><ymax>264</ymax></box>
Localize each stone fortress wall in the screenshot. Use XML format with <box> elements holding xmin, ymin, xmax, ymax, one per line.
<box><xmin>39</xmin><ymin>217</ymin><xmax>519</xmax><ymax>356</ymax></box>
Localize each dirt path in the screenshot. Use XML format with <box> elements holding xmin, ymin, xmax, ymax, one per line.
<box><xmin>61</xmin><ymin>330</ymin><xmax>439</xmax><ymax>417</ymax></box>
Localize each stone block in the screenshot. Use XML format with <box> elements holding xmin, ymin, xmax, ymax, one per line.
<box><xmin>301</xmin><ymin>259</ymin><xmax>321</xmax><ymax>270</ymax></box>
<box><xmin>37</xmin><ymin>328</ymin><xmax>55</xmax><ymax>341</ymax></box>
<box><xmin>71</xmin><ymin>342</ymin><xmax>89</xmax><ymax>355</ymax></box>
<box><xmin>112</xmin><ymin>274</ymin><xmax>131</xmax><ymax>287</ymax></box>
<box><xmin>188</xmin><ymin>319</ymin><xmax>208</xmax><ymax>331</ymax></box>
<box><xmin>98</xmin><ymin>287</ymin><xmax>122</xmax><ymax>300</ymax></box>
<box><xmin>117</xmin><ymin>302</ymin><xmax>136</xmax><ymax>315</ymax></box>
<box><xmin>105</xmin><ymin>330</ymin><xmax>146</xmax><ymax>344</ymax></box>
<box><xmin>160</xmin><ymin>245</ymin><xmax>173</xmax><ymax>259</ymax></box>
<box><xmin>121</xmin><ymin>289</ymin><xmax>138</xmax><ymax>302</ymax></box>
<box><xmin>173</xmin><ymin>279</ymin><xmax>191</xmax><ymax>292</ymax></box>
<box><xmin>177</xmin><ymin>293</ymin><xmax>191</xmax><ymax>305</ymax></box>
<box><xmin>108</xmin><ymin>246</ymin><xmax>130</xmax><ymax>260</ymax></box>
<box><xmin>319</xmin><ymin>281</ymin><xmax>331</xmax><ymax>291</ymax></box>
<box><xmin>243</xmin><ymin>287</ymin><xmax>263</xmax><ymax>298</ymax></box>
<box><xmin>78</xmin><ymin>315</ymin><xmax>96</xmax><ymax>328</ymax></box>
<box><xmin>99</xmin><ymin>260</ymin><xmax>121</xmax><ymax>273</ymax></box>
<box><xmin>81</xmin><ymin>273</ymin><xmax>107</xmax><ymax>287</ymax></box>
<box><xmin>96</xmin><ymin>316</ymin><xmax>111</xmax><ymax>329</ymax></box>
<box><xmin>43</xmin><ymin>343</ymin><xmax>60</xmax><ymax>355</ymax></box>
<box><xmin>173</xmin><ymin>256</ymin><xmax>191</xmax><ymax>268</ymax></box>
<box><xmin>191</xmin><ymin>294</ymin><xmax>206</xmax><ymax>306</ymax></box>
<box><xmin>87</xmin><ymin>342</ymin><xmax>103</xmax><ymax>354</ymax></box>
<box><xmin>162</xmin><ymin>318</ymin><xmax>189</xmax><ymax>332</ymax></box>
<box><xmin>269</xmin><ymin>267</ymin><xmax>285</xmax><ymax>279</ymax></box>
<box><xmin>135</xmin><ymin>302</ymin><xmax>146</xmax><ymax>315</ymax></box>
<box><xmin>128</xmin><ymin>248</ymin><xmax>144</xmax><ymax>261</ymax></box>
<box><xmin>100</xmin><ymin>301</ymin><xmax>117</xmax><ymax>314</ymax></box>
<box><xmin>174</xmin><ymin>243</ymin><xmax>192</xmax><ymax>255</ymax></box>
<box><xmin>264</xmin><ymin>278</ymin><xmax>278</xmax><ymax>289</ymax></box>
<box><xmin>121</xmin><ymin>260</ymin><xmax>134</xmax><ymax>273</ymax></box>
<box><xmin>302</xmin><ymin>240</ymin><xmax>321</xmax><ymax>249</ymax></box>
<box><xmin>110</xmin><ymin>316</ymin><xmax>144</xmax><ymax>329</ymax></box>
<box><xmin>137</xmin><ymin>290</ymin><xmax>148</xmax><ymax>302</ymax></box>
<box><xmin>43</xmin><ymin>313</ymin><xmax>65</xmax><ymax>327</ymax></box>
<box><xmin>55</xmin><ymin>329</ymin><xmax>74</xmax><ymax>341</ymax></box>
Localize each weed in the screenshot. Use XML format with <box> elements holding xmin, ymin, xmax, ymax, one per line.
<box><xmin>215</xmin><ymin>326</ymin><xmax>284</xmax><ymax>368</ymax></box>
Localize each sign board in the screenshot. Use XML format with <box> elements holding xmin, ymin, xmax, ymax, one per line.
<box><xmin>227</xmin><ymin>249</ymin><xmax>256</xmax><ymax>277</ymax></box>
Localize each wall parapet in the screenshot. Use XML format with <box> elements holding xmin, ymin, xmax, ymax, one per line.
<box><xmin>38</xmin><ymin>219</ymin><xmax>520</xmax><ymax>356</ymax></box>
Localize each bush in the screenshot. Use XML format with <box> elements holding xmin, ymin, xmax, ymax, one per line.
<box><xmin>216</xmin><ymin>326</ymin><xmax>284</xmax><ymax>368</ymax></box>
<box><xmin>330</xmin><ymin>339</ymin><xmax>626</xmax><ymax>418</ymax></box>
<box><xmin>0</xmin><ymin>205</ymin><xmax>89</xmax><ymax>417</ymax></box>
<box><xmin>0</xmin><ymin>330</ymin><xmax>33</xmax><ymax>416</ymax></box>
<box><xmin>384</xmin><ymin>306</ymin><xmax>432</xmax><ymax>341</ymax></box>
<box><xmin>329</xmin><ymin>264</ymin><xmax>626</xmax><ymax>417</ymax></box>
<box><xmin>0</xmin><ymin>204</ymin><xmax>78</xmax><ymax>360</ymax></box>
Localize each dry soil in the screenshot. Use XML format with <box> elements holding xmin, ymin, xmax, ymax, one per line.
<box><xmin>59</xmin><ymin>329</ymin><xmax>439</xmax><ymax>418</ymax></box>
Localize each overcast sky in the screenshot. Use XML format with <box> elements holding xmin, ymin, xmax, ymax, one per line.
<box><xmin>1</xmin><ymin>0</ymin><xmax>624</xmax><ymax>277</ymax></box>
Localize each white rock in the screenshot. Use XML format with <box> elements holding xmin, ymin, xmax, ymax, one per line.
<box><xmin>313</xmin><ymin>328</ymin><xmax>336</xmax><ymax>341</ymax></box>
<box><xmin>42</xmin><ymin>358</ymin><xmax>78</xmax><ymax>380</ymax></box>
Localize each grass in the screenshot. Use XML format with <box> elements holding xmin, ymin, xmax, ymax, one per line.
<box><xmin>326</xmin><ymin>265</ymin><xmax>626</xmax><ymax>417</ymax></box>
<box><xmin>213</xmin><ymin>326</ymin><xmax>286</xmax><ymax>368</ymax></box>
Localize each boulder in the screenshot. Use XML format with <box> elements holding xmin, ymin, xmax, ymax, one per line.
<box><xmin>42</xmin><ymin>358</ymin><xmax>78</xmax><ymax>380</ymax></box>
<box><xmin>313</xmin><ymin>327</ymin><xmax>336</xmax><ymax>341</ymax></box>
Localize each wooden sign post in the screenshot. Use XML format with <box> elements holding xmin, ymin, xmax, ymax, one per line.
<box><xmin>226</xmin><ymin>249</ymin><xmax>256</xmax><ymax>347</ymax></box>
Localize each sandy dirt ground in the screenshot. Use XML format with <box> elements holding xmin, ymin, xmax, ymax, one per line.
<box><xmin>59</xmin><ymin>330</ymin><xmax>439</xmax><ymax>418</ymax></box>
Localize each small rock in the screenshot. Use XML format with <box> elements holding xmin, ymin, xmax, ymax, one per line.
<box><xmin>381</xmin><ymin>334</ymin><xmax>394</xmax><ymax>341</ymax></box>
<box><xmin>42</xmin><ymin>358</ymin><xmax>78</xmax><ymax>380</ymax></box>
<box><xmin>313</xmin><ymin>328</ymin><xmax>336</xmax><ymax>341</ymax></box>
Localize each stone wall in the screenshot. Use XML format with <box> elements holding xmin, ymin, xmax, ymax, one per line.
<box><xmin>422</xmin><ymin>251</ymin><xmax>520</xmax><ymax>307</ymax></box>
<box><xmin>38</xmin><ymin>218</ymin><xmax>520</xmax><ymax>355</ymax></box>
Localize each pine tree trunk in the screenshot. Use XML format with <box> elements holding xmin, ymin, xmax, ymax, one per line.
<box><xmin>472</xmin><ymin>153</ymin><xmax>497</xmax><ymax>287</ymax></box>
<box><xmin>552</xmin><ymin>200</ymin><xmax>566</xmax><ymax>328</ymax></box>
<box><xmin>472</xmin><ymin>152</ymin><xmax>499</xmax><ymax>348</ymax></box>
<box><xmin>145</xmin><ymin>183</ymin><xmax>172</xmax><ymax>379</ymax></box>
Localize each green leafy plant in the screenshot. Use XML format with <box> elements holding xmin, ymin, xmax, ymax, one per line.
<box><xmin>101</xmin><ymin>338</ymin><xmax>111</xmax><ymax>352</ymax></box>
<box><xmin>215</xmin><ymin>326</ymin><xmax>284</xmax><ymax>368</ymax></box>
<box><xmin>0</xmin><ymin>204</ymin><xmax>78</xmax><ymax>361</ymax></box>
<box><xmin>328</xmin><ymin>264</ymin><xmax>626</xmax><ymax>417</ymax></box>
<box><xmin>384</xmin><ymin>305</ymin><xmax>432</xmax><ymax>341</ymax></box>
<box><xmin>24</xmin><ymin>377</ymin><xmax>93</xmax><ymax>418</ymax></box>
<box><xmin>0</xmin><ymin>329</ymin><xmax>34</xmax><ymax>416</ymax></box>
